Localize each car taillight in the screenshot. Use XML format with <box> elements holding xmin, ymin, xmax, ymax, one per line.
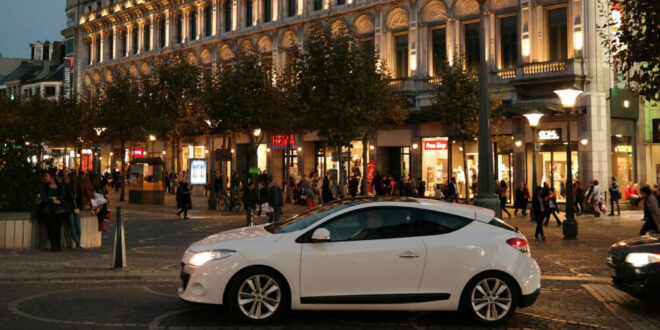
<box><xmin>507</xmin><ymin>238</ymin><xmax>529</xmax><ymax>254</ymax></box>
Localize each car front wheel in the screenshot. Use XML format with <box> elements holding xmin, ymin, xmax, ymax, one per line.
<box><xmin>227</xmin><ymin>269</ymin><xmax>288</xmax><ymax>322</ymax></box>
<box><xmin>462</xmin><ymin>274</ymin><xmax>517</xmax><ymax>325</ymax></box>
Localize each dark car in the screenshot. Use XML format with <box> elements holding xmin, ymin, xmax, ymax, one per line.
<box><xmin>607</xmin><ymin>235</ymin><xmax>660</xmax><ymax>303</ymax></box>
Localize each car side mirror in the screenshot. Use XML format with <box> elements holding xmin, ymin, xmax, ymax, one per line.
<box><xmin>311</xmin><ymin>228</ymin><xmax>331</xmax><ymax>242</ymax></box>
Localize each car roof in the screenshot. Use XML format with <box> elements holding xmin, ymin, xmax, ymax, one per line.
<box><xmin>324</xmin><ymin>197</ymin><xmax>495</xmax><ymax>222</ymax></box>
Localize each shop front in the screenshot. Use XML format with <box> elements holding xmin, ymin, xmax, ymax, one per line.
<box><xmin>421</xmin><ymin>138</ymin><xmax>448</xmax><ymax>196</ymax></box>
<box><xmin>527</xmin><ymin>126</ymin><xmax>579</xmax><ymax>203</ymax></box>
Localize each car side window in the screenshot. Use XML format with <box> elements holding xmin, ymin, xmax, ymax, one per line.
<box><xmin>417</xmin><ymin>210</ymin><xmax>471</xmax><ymax>235</ymax></box>
<box><xmin>321</xmin><ymin>207</ymin><xmax>416</xmax><ymax>242</ymax></box>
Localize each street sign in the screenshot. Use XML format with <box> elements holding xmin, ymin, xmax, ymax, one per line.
<box><xmin>249</xmin><ymin>167</ymin><xmax>261</xmax><ymax>174</ymax></box>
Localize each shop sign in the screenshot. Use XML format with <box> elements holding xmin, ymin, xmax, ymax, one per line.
<box><xmin>63</xmin><ymin>57</ymin><xmax>73</xmax><ymax>99</ymax></box>
<box><xmin>249</xmin><ymin>167</ymin><xmax>261</xmax><ymax>174</ymax></box>
<box><xmin>272</xmin><ymin>135</ymin><xmax>296</xmax><ymax>149</ymax></box>
<box><xmin>614</xmin><ymin>145</ymin><xmax>632</xmax><ymax>153</ymax></box>
<box><xmin>133</xmin><ymin>148</ymin><xmax>145</xmax><ymax>158</ymax></box>
<box><xmin>424</xmin><ymin>140</ymin><xmax>448</xmax><ymax>150</ymax></box>
<box><xmin>189</xmin><ymin>159</ymin><xmax>207</xmax><ymax>185</ymax></box>
<box><xmin>538</xmin><ymin>129</ymin><xmax>562</xmax><ymax>141</ymax></box>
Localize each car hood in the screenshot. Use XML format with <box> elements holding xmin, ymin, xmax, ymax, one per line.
<box><xmin>611</xmin><ymin>235</ymin><xmax>660</xmax><ymax>249</ymax></box>
<box><xmin>188</xmin><ymin>224</ymin><xmax>278</xmax><ymax>252</ymax></box>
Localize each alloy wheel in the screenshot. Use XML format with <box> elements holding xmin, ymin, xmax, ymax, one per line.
<box><xmin>237</xmin><ymin>274</ymin><xmax>281</xmax><ymax>320</ymax></box>
<box><xmin>470</xmin><ymin>278</ymin><xmax>513</xmax><ymax>321</ymax></box>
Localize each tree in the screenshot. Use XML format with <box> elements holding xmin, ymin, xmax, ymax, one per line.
<box><xmin>143</xmin><ymin>52</ymin><xmax>206</xmax><ymax>175</ymax></box>
<box><xmin>603</xmin><ymin>0</ymin><xmax>660</xmax><ymax>101</ymax></box>
<box><xmin>206</xmin><ymin>51</ymin><xmax>280</xmax><ymax>186</ymax></box>
<box><xmin>95</xmin><ymin>69</ymin><xmax>147</xmax><ymax>201</ymax></box>
<box><xmin>297</xmin><ymin>23</ymin><xmax>405</xmax><ymax>196</ymax></box>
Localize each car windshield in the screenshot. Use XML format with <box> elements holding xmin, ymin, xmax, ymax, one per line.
<box><xmin>266</xmin><ymin>200</ymin><xmax>359</xmax><ymax>234</ymax></box>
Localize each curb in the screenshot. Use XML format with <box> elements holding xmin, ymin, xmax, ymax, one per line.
<box><xmin>0</xmin><ymin>271</ymin><xmax>179</xmax><ymax>281</ymax></box>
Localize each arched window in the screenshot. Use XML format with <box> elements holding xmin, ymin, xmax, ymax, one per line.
<box><xmin>204</xmin><ymin>5</ymin><xmax>212</xmax><ymax>36</ymax></box>
<box><xmin>190</xmin><ymin>9</ymin><xmax>197</xmax><ymax>40</ymax></box>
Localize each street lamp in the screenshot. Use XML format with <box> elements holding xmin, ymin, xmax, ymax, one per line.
<box><xmin>93</xmin><ymin>127</ymin><xmax>106</xmax><ymax>173</ymax></box>
<box><xmin>149</xmin><ymin>135</ymin><xmax>156</xmax><ymax>156</ymax></box>
<box><xmin>523</xmin><ymin>110</ymin><xmax>544</xmax><ymax>222</ymax></box>
<box><xmin>554</xmin><ymin>87</ymin><xmax>583</xmax><ymax>240</ymax></box>
<box><xmin>473</xmin><ymin>0</ymin><xmax>499</xmax><ymax>213</ymax></box>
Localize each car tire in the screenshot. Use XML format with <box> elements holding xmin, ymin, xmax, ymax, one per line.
<box><xmin>226</xmin><ymin>268</ymin><xmax>288</xmax><ymax>323</ymax></box>
<box><xmin>461</xmin><ymin>272</ymin><xmax>518</xmax><ymax>325</ymax></box>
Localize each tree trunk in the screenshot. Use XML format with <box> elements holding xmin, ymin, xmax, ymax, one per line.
<box><xmin>447</xmin><ymin>142</ymin><xmax>453</xmax><ymax>185</ymax></box>
<box><xmin>462</xmin><ymin>141</ymin><xmax>469</xmax><ymax>204</ymax></box>
<box><xmin>119</xmin><ymin>139</ymin><xmax>126</xmax><ymax>202</ymax></box>
<box><xmin>361</xmin><ymin>135</ymin><xmax>368</xmax><ymax>196</ymax></box>
<box><xmin>284</xmin><ymin>132</ymin><xmax>292</xmax><ymax>203</ymax></box>
<box><xmin>170</xmin><ymin>140</ymin><xmax>175</xmax><ymax>174</ymax></box>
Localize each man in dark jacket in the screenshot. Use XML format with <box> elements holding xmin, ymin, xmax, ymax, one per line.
<box><xmin>242</xmin><ymin>182</ymin><xmax>259</xmax><ymax>226</ymax></box>
<box><xmin>532</xmin><ymin>186</ymin><xmax>546</xmax><ymax>241</ymax></box>
<box><xmin>268</xmin><ymin>182</ymin><xmax>284</xmax><ymax>223</ymax></box>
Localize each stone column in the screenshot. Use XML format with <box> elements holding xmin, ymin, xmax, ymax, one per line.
<box><xmin>112</xmin><ymin>26</ymin><xmax>119</xmax><ymax>60</ymax></box>
<box><xmin>150</xmin><ymin>15</ymin><xmax>156</xmax><ymax>51</ymax></box>
<box><xmin>126</xmin><ymin>25</ymin><xmax>133</xmax><ymax>56</ymax></box>
<box><xmin>90</xmin><ymin>36</ymin><xmax>97</xmax><ymax>64</ymax></box>
<box><xmin>138</xmin><ymin>21</ymin><xmax>144</xmax><ymax>53</ymax></box>
<box><xmin>183</xmin><ymin>9</ymin><xmax>190</xmax><ymax>42</ymax></box>
<box><xmin>165</xmin><ymin>10</ymin><xmax>174</xmax><ymax>47</ymax></box>
<box><xmin>198</xmin><ymin>5</ymin><xmax>204</xmax><ymax>39</ymax></box>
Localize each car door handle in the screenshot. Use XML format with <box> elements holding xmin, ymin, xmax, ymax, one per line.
<box><xmin>399</xmin><ymin>252</ymin><xmax>420</xmax><ymax>258</ymax></box>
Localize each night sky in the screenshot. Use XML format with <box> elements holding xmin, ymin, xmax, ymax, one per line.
<box><xmin>0</xmin><ymin>0</ymin><xmax>66</xmax><ymax>59</ymax></box>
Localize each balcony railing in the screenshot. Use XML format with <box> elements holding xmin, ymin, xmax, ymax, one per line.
<box><xmin>493</xmin><ymin>59</ymin><xmax>580</xmax><ymax>81</ymax></box>
<box><xmin>428</xmin><ymin>77</ymin><xmax>442</xmax><ymax>86</ymax></box>
<box><xmin>522</xmin><ymin>60</ymin><xmax>568</xmax><ymax>75</ymax></box>
<box><xmin>496</xmin><ymin>69</ymin><xmax>516</xmax><ymax>79</ymax></box>
<box><xmin>389</xmin><ymin>79</ymin><xmax>403</xmax><ymax>88</ymax></box>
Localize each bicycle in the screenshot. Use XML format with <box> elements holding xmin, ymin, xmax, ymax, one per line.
<box><xmin>217</xmin><ymin>191</ymin><xmax>243</xmax><ymax>213</ymax></box>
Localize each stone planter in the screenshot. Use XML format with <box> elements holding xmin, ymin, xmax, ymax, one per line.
<box><xmin>0</xmin><ymin>212</ymin><xmax>102</xmax><ymax>249</ymax></box>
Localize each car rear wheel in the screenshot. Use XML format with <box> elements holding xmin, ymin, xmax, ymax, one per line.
<box><xmin>227</xmin><ymin>269</ymin><xmax>288</xmax><ymax>323</ymax></box>
<box><xmin>462</xmin><ymin>274</ymin><xmax>517</xmax><ymax>325</ymax></box>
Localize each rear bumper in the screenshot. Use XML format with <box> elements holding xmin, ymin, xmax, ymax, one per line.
<box><xmin>519</xmin><ymin>287</ymin><xmax>540</xmax><ymax>307</ymax></box>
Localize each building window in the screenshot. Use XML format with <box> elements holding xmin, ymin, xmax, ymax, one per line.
<box><xmin>67</xmin><ymin>12</ymin><xmax>76</xmax><ymax>27</ymax></box>
<box><xmin>144</xmin><ymin>22</ymin><xmax>151</xmax><ymax>51</ymax></box>
<box><xmin>337</xmin><ymin>0</ymin><xmax>345</xmax><ymax>5</ymax></box>
<box><xmin>288</xmin><ymin>0</ymin><xmax>296</xmax><ymax>17</ymax></box>
<box><xmin>264</xmin><ymin>0</ymin><xmax>272</xmax><ymax>22</ymax></box>
<box><xmin>45</xmin><ymin>86</ymin><xmax>56</xmax><ymax>97</ymax></box>
<box><xmin>190</xmin><ymin>10</ymin><xmax>197</xmax><ymax>40</ymax></box>
<box><xmin>246</xmin><ymin>0</ymin><xmax>253</xmax><ymax>27</ymax></box>
<box><xmin>121</xmin><ymin>30</ymin><xmax>127</xmax><ymax>56</ymax></box>
<box><xmin>96</xmin><ymin>37</ymin><xmax>101</xmax><ymax>62</ymax></box>
<box><xmin>65</xmin><ymin>38</ymin><xmax>74</xmax><ymax>56</ymax></box>
<box><xmin>176</xmin><ymin>14</ymin><xmax>183</xmax><ymax>43</ymax></box>
<box><xmin>313</xmin><ymin>0</ymin><xmax>322</xmax><ymax>11</ymax></box>
<box><xmin>110</xmin><ymin>31</ymin><xmax>115</xmax><ymax>59</ymax></box>
<box><xmin>132</xmin><ymin>28</ymin><xmax>138</xmax><ymax>54</ymax></box>
<box><xmin>224</xmin><ymin>1</ymin><xmax>232</xmax><ymax>32</ymax></box>
<box><xmin>204</xmin><ymin>5</ymin><xmax>212</xmax><ymax>36</ymax></box>
<box><xmin>500</xmin><ymin>16</ymin><xmax>517</xmax><ymax>68</ymax></box>
<box><xmin>548</xmin><ymin>7</ymin><xmax>567</xmax><ymax>61</ymax></box>
<box><xmin>464</xmin><ymin>22</ymin><xmax>480</xmax><ymax>70</ymax></box>
<box><xmin>87</xmin><ymin>43</ymin><xmax>92</xmax><ymax>64</ymax></box>
<box><xmin>432</xmin><ymin>28</ymin><xmax>446</xmax><ymax>76</ymax></box>
<box><xmin>159</xmin><ymin>20</ymin><xmax>166</xmax><ymax>48</ymax></box>
<box><xmin>395</xmin><ymin>34</ymin><xmax>408</xmax><ymax>78</ymax></box>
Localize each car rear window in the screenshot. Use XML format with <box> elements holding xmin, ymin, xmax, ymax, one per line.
<box><xmin>417</xmin><ymin>210</ymin><xmax>472</xmax><ymax>235</ymax></box>
<box><xmin>488</xmin><ymin>217</ymin><xmax>517</xmax><ymax>232</ymax></box>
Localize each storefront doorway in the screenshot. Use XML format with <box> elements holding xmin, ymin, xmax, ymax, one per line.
<box><xmin>538</xmin><ymin>144</ymin><xmax>578</xmax><ymax>202</ymax></box>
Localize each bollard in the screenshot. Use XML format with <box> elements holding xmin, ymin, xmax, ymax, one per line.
<box><xmin>112</xmin><ymin>207</ymin><xmax>127</xmax><ymax>269</ymax></box>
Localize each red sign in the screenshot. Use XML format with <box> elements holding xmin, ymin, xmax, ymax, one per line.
<box><xmin>367</xmin><ymin>160</ymin><xmax>376</xmax><ymax>194</ymax></box>
<box><xmin>272</xmin><ymin>135</ymin><xmax>296</xmax><ymax>149</ymax></box>
<box><xmin>133</xmin><ymin>148</ymin><xmax>145</xmax><ymax>158</ymax></box>
<box><xmin>424</xmin><ymin>140</ymin><xmax>448</xmax><ymax>150</ymax></box>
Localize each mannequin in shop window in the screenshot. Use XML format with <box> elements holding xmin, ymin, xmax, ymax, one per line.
<box><xmin>455</xmin><ymin>166</ymin><xmax>465</xmax><ymax>199</ymax></box>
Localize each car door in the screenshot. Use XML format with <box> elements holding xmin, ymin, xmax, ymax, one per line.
<box><xmin>299</xmin><ymin>206</ymin><xmax>426</xmax><ymax>303</ymax></box>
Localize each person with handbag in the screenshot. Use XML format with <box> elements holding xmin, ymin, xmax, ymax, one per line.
<box><xmin>39</xmin><ymin>169</ymin><xmax>67</xmax><ymax>251</ymax></box>
<box><xmin>66</xmin><ymin>173</ymin><xmax>84</xmax><ymax>249</ymax></box>
<box><xmin>544</xmin><ymin>188</ymin><xmax>562</xmax><ymax>227</ymax></box>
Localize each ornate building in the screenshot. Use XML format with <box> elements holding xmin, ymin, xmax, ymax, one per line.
<box><xmin>62</xmin><ymin>0</ymin><xmax>652</xmax><ymax>199</ymax></box>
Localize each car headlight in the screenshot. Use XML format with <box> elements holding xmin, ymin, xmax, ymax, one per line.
<box><xmin>625</xmin><ymin>252</ymin><xmax>660</xmax><ymax>267</ymax></box>
<box><xmin>186</xmin><ymin>249</ymin><xmax>236</xmax><ymax>267</ymax></box>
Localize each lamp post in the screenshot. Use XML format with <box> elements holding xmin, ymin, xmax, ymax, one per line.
<box><xmin>473</xmin><ymin>0</ymin><xmax>499</xmax><ymax>214</ymax></box>
<box><xmin>205</xmin><ymin>120</ymin><xmax>217</xmax><ymax>210</ymax></box>
<box><xmin>93</xmin><ymin>127</ymin><xmax>106</xmax><ymax>173</ymax></box>
<box><xmin>149</xmin><ymin>135</ymin><xmax>156</xmax><ymax>156</ymax></box>
<box><xmin>554</xmin><ymin>88</ymin><xmax>583</xmax><ymax>240</ymax></box>
<box><xmin>523</xmin><ymin>110</ymin><xmax>544</xmax><ymax>222</ymax></box>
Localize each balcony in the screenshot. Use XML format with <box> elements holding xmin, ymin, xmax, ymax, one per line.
<box><xmin>492</xmin><ymin>59</ymin><xmax>586</xmax><ymax>82</ymax></box>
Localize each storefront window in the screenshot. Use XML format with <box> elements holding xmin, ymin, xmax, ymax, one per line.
<box><xmin>422</xmin><ymin>138</ymin><xmax>449</xmax><ymax>196</ymax></box>
<box><xmin>611</xmin><ymin>135</ymin><xmax>633</xmax><ymax>187</ymax></box>
<box><xmin>539</xmin><ymin>146</ymin><xmax>578</xmax><ymax>202</ymax></box>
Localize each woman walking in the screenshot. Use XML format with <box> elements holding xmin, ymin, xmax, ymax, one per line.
<box><xmin>66</xmin><ymin>173</ymin><xmax>83</xmax><ymax>249</ymax></box>
<box><xmin>39</xmin><ymin>169</ymin><xmax>66</xmax><ymax>251</ymax></box>
<box><xmin>176</xmin><ymin>179</ymin><xmax>192</xmax><ymax>219</ymax></box>
<box><xmin>544</xmin><ymin>188</ymin><xmax>562</xmax><ymax>227</ymax></box>
<box><xmin>499</xmin><ymin>180</ymin><xmax>511</xmax><ymax>218</ymax></box>
<box><xmin>514</xmin><ymin>183</ymin><xmax>529</xmax><ymax>216</ymax></box>
<box><xmin>532</xmin><ymin>187</ymin><xmax>546</xmax><ymax>241</ymax></box>
<box><xmin>589</xmin><ymin>180</ymin><xmax>603</xmax><ymax>217</ymax></box>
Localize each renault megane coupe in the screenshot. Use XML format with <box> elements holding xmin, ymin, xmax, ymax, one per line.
<box><xmin>179</xmin><ymin>197</ymin><xmax>541</xmax><ymax>325</ymax></box>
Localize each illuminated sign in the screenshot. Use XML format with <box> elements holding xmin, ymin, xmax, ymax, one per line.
<box><xmin>133</xmin><ymin>148</ymin><xmax>145</xmax><ymax>158</ymax></box>
<box><xmin>538</xmin><ymin>129</ymin><xmax>562</xmax><ymax>141</ymax></box>
<box><xmin>189</xmin><ymin>159</ymin><xmax>207</xmax><ymax>185</ymax></box>
<box><xmin>63</xmin><ymin>57</ymin><xmax>73</xmax><ymax>99</ymax></box>
<box><xmin>614</xmin><ymin>145</ymin><xmax>632</xmax><ymax>153</ymax></box>
<box><xmin>424</xmin><ymin>140</ymin><xmax>448</xmax><ymax>150</ymax></box>
<box><xmin>272</xmin><ymin>135</ymin><xmax>295</xmax><ymax>149</ymax></box>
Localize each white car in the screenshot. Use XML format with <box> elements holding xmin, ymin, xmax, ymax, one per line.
<box><xmin>179</xmin><ymin>198</ymin><xmax>541</xmax><ymax>325</ymax></box>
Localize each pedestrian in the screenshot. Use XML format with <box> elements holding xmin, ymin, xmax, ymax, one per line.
<box><xmin>268</xmin><ymin>182</ymin><xmax>284</xmax><ymax>223</ymax></box>
<box><xmin>640</xmin><ymin>186</ymin><xmax>660</xmax><ymax>235</ymax></box>
<box><xmin>322</xmin><ymin>170</ymin><xmax>334</xmax><ymax>202</ymax></box>
<box><xmin>242</xmin><ymin>182</ymin><xmax>259</xmax><ymax>226</ymax></box>
<box><xmin>176</xmin><ymin>179</ymin><xmax>191</xmax><ymax>219</ymax></box>
<box><xmin>447</xmin><ymin>177</ymin><xmax>458</xmax><ymax>202</ymax></box>
<box><xmin>349</xmin><ymin>175</ymin><xmax>359</xmax><ymax>197</ymax></box>
<box><xmin>66</xmin><ymin>172</ymin><xmax>84</xmax><ymax>249</ymax></box>
<box><xmin>90</xmin><ymin>173</ymin><xmax>113</xmax><ymax>232</ymax></box>
<box><xmin>499</xmin><ymin>180</ymin><xmax>511</xmax><ymax>218</ymax></box>
<box><xmin>372</xmin><ymin>171</ymin><xmax>382</xmax><ymax>196</ymax></box>
<box><xmin>608</xmin><ymin>177</ymin><xmax>621</xmax><ymax>216</ymax></box>
<box><xmin>301</xmin><ymin>175</ymin><xmax>316</xmax><ymax>209</ymax></box>
<box><xmin>39</xmin><ymin>169</ymin><xmax>66</xmax><ymax>251</ymax></box>
<box><xmin>588</xmin><ymin>180</ymin><xmax>602</xmax><ymax>217</ymax></box>
<box><xmin>258</xmin><ymin>182</ymin><xmax>268</xmax><ymax>216</ymax></box>
<box><xmin>574</xmin><ymin>180</ymin><xmax>584</xmax><ymax>215</ymax></box>
<box><xmin>514</xmin><ymin>183</ymin><xmax>528</xmax><ymax>216</ymax></box>
<box><xmin>544</xmin><ymin>188</ymin><xmax>562</xmax><ymax>227</ymax></box>
<box><xmin>230</xmin><ymin>172</ymin><xmax>241</xmax><ymax>197</ymax></box>
<box><xmin>417</xmin><ymin>177</ymin><xmax>425</xmax><ymax>198</ymax></box>
<box><xmin>470</xmin><ymin>174</ymin><xmax>478</xmax><ymax>200</ymax></box>
<box><xmin>532</xmin><ymin>186</ymin><xmax>546</xmax><ymax>241</ymax></box>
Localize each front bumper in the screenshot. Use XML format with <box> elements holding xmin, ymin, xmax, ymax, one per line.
<box><xmin>609</xmin><ymin>263</ymin><xmax>660</xmax><ymax>301</ymax></box>
<box><xmin>519</xmin><ymin>287</ymin><xmax>540</xmax><ymax>307</ymax></box>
